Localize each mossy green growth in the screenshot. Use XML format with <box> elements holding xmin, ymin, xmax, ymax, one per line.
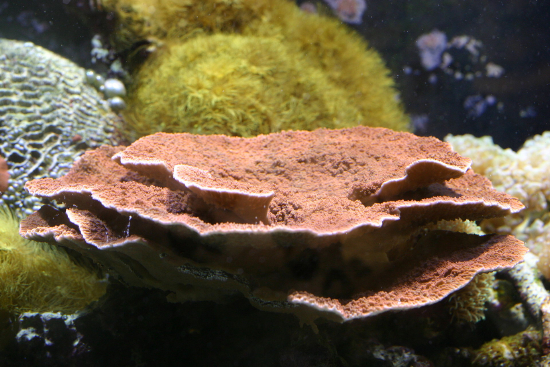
<box><xmin>126</xmin><ymin>33</ymin><xmax>405</xmax><ymax>136</ymax></box>
<box><xmin>104</xmin><ymin>0</ymin><xmax>409</xmax><ymax>137</ymax></box>
<box><xmin>0</xmin><ymin>207</ymin><xmax>107</xmax><ymax>314</ymax></box>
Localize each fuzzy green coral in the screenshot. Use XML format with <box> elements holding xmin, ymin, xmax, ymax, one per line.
<box><xmin>0</xmin><ymin>206</ymin><xmax>107</xmax><ymax>314</ymax></box>
<box><xmin>103</xmin><ymin>0</ymin><xmax>409</xmax><ymax>137</ymax></box>
<box><xmin>125</xmin><ymin>33</ymin><xmax>400</xmax><ymax>136</ymax></box>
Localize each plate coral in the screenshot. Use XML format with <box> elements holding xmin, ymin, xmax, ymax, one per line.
<box><xmin>20</xmin><ymin>126</ymin><xmax>526</xmax><ymax>324</ymax></box>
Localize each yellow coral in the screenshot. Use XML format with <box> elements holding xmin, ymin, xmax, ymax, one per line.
<box><xmin>424</xmin><ymin>218</ymin><xmax>483</xmax><ymax>234</ymax></box>
<box><xmin>448</xmin><ymin>272</ymin><xmax>495</xmax><ymax>324</ymax></box>
<box><xmin>101</xmin><ymin>0</ymin><xmax>266</xmax><ymax>48</ymax></box>
<box><xmin>102</xmin><ymin>0</ymin><xmax>409</xmax><ymax>137</ymax></box>
<box><xmin>0</xmin><ymin>206</ymin><xmax>106</xmax><ymax>313</ymax></box>
<box><xmin>444</xmin><ymin>135</ymin><xmax>516</xmax><ymax>184</ymax></box>
<box><xmin>447</xmin><ymin>133</ymin><xmax>550</xmax><ymax>218</ymax></box>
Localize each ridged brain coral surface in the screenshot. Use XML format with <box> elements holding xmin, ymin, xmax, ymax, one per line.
<box><xmin>0</xmin><ymin>39</ymin><xmax>124</xmax><ymax>214</ymax></box>
<box><xmin>20</xmin><ymin>127</ymin><xmax>526</xmax><ymax>322</ymax></box>
<box><xmin>103</xmin><ymin>0</ymin><xmax>409</xmax><ymax>137</ymax></box>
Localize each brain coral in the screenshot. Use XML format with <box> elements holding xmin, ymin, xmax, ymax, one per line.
<box><xmin>100</xmin><ymin>0</ymin><xmax>408</xmax><ymax>137</ymax></box>
<box><xmin>20</xmin><ymin>127</ymin><xmax>526</xmax><ymax>324</ymax></box>
<box><xmin>0</xmin><ymin>206</ymin><xmax>106</xmax><ymax>314</ymax></box>
<box><xmin>0</xmin><ymin>39</ymin><xmax>125</xmax><ymax>214</ymax></box>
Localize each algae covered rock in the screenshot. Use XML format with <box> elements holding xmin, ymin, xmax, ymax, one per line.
<box><xmin>101</xmin><ymin>0</ymin><xmax>409</xmax><ymax>137</ymax></box>
<box><xmin>471</xmin><ymin>326</ymin><xmax>542</xmax><ymax>367</ymax></box>
<box><xmin>0</xmin><ymin>39</ymin><xmax>125</xmax><ymax>214</ymax></box>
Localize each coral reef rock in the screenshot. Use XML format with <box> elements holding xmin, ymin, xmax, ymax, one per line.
<box><xmin>471</xmin><ymin>326</ymin><xmax>542</xmax><ymax>367</ymax></box>
<box><xmin>20</xmin><ymin>126</ymin><xmax>526</xmax><ymax>323</ymax></box>
<box><xmin>322</xmin><ymin>0</ymin><xmax>367</xmax><ymax>24</ymax></box>
<box><xmin>0</xmin><ymin>39</ymin><xmax>125</xmax><ymax>214</ymax></box>
<box><xmin>15</xmin><ymin>312</ymin><xmax>83</xmax><ymax>362</ymax></box>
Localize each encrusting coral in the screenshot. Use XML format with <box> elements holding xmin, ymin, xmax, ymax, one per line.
<box><xmin>20</xmin><ymin>126</ymin><xmax>526</xmax><ymax>324</ymax></box>
<box><xmin>98</xmin><ymin>0</ymin><xmax>409</xmax><ymax>137</ymax></box>
<box><xmin>0</xmin><ymin>206</ymin><xmax>107</xmax><ymax>314</ymax></box>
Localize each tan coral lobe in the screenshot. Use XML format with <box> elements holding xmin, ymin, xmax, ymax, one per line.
<box><xmin>20</xmin><ymin>126</ymin><xmax>526</xmax><ymax>322</ymax></box>
<box><xmin>0</xmin><ymin>155</ymin><xmax>8</xmax><ymax>193</ymax></box>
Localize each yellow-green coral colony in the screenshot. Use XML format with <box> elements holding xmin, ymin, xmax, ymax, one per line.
<box><xmin>448</xmin><ymin>272</ymin><xmax>495</xmax><ymax>324</ymax></box>
<box><xmin>102</xmin><ymin>0</ymin><xmax>409</xmax><ymax>137</ymax></box>
<box><xmin>0</xmin><ymin>206</ymin><xmax>106</xmax><ymax>314</ymax></box>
